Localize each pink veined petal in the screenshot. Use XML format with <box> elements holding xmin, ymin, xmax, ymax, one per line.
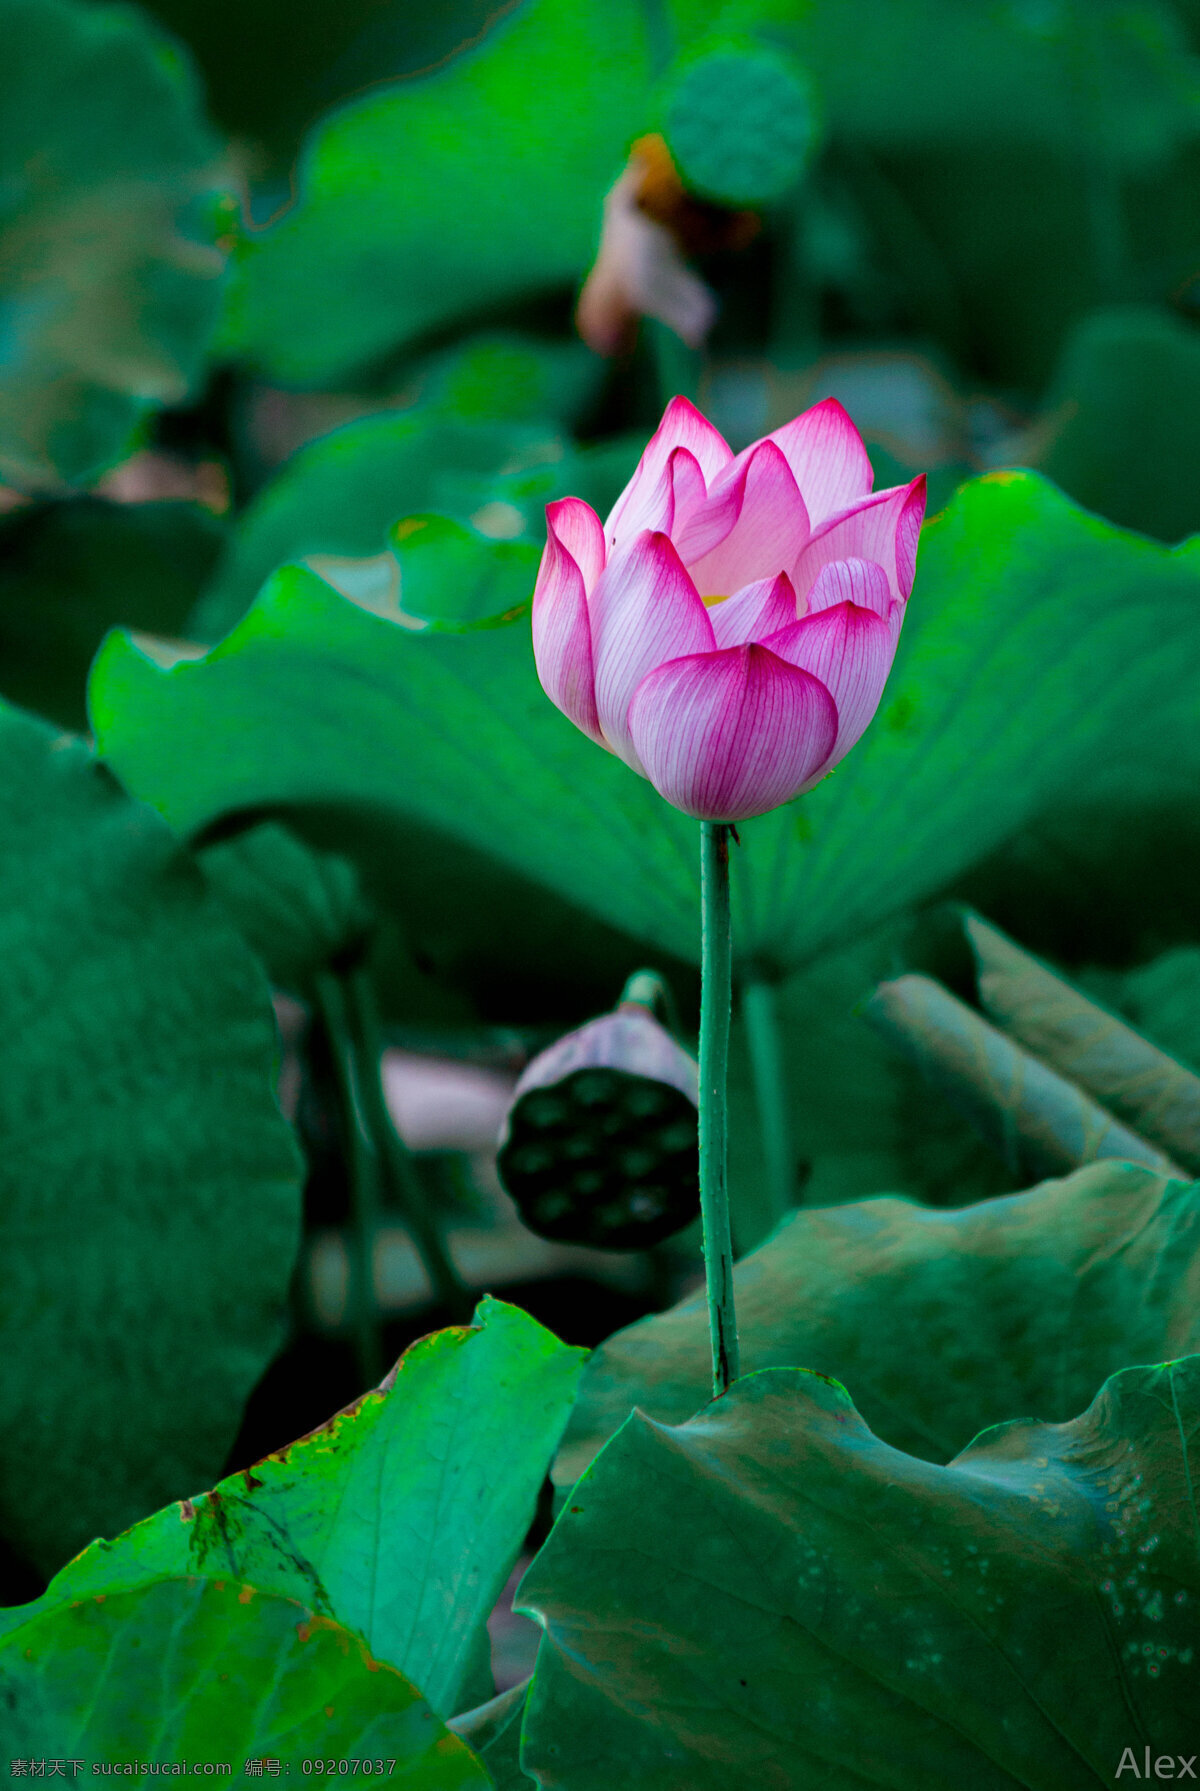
<box><xmin>590</xmin><ymin>529</ymin><xmax>715</xmax><ymax>768</ymax></box>
<box><xmin>604</xmin><ymin>395</ymin><xmax>732</xmax><ymax>551</ymax></box>
<box><xmin>626</xmin><ymin>643</ymin><xmax>839</xmax><ymax>823</ymax></box>
<box><xmin>677</xmin><ymin>440</ymin><xmax>811</xmax><ymax>596</ymax></box>
<box><xmin>532</xmin><ymin>522</ymin><xmax>605</xmax><ymax>747</ymax></box>
<box><xmin>545</xmin><ymin>496</ymin><xmax>606</xmax><ymax>597</ymax></box>
<box><xmin>708</xmin><ymin>572</ymin><xmax>800</xmax><ymax>649</ymax></box>
<box><xmin>805</xmin><ymin>556</ymin><xmax>893</xmax><ymax>618</ymax></box>
<box><xmin>668</xmin><ymin>446</ymin><xmax>708</xmax><ymax>538</ymax></box>
<box><xmin>767</xmin><ymin>397</ymin><xmax>874</xmax><ymax>529</ymax></box>
<box><xmin>763</xmin><ymin>599</ymin><xmax>900</xmax><ymax>763</ymax></box>
<box><xmin>795</xmin><ymin>475</ymin><xmax>926</xmax><ymax>605</ymax></box>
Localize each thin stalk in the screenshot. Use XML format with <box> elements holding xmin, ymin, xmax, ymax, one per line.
<box><xmin>742</xmin><ymin>977</ymin><xmax>797</xmax><ymax>1225</ymax></box>
<box><xmin>342</xmin><ymin>963</ymin><xmax>473</xmax><ymax>1325</ymax></box>
<box><xmin>617</xmin><ymin>966</ymin><xmax>681</xmax><ymax>1037</ymax></box>
<box><xmin>698</xmin><ymin>821</ymin><xmax>739</xmax><ymax>1396</ymax></box>
<box><xmin>647</xmin><ymin>317</ymin><xmax>702</xmax><ymax>408</ymax></box>
<box><xmin>314</xmin><ymin>970</ymin><xmax>385</xmax><ymax>1389</ymax></box>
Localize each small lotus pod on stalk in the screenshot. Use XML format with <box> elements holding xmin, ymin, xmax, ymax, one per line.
<box><xmin>497</xmin><ymin>971</ymin><xmax>699</xmax><ymax>1250</ymax></box>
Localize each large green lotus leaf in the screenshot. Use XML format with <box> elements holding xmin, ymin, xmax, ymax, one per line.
<box><xmin>191</xmin><ymin>410</ymin><xmax>638</xmax><ymax>642</ymax></box>
<box><xmin>0</xmin><ymin>497</ymin><xmax>224</xmax><ymax>731</ymax></box>
<box><xmin>1</xmin><ymin>1299</ymin><xmax>584</xmax><ymax>1721</ymax></box>
<box><xmin>0</xmin><ymin>0</ymin><xmax>230</xmax><ymax>490</ymax></box>
<box><xmin>554</xmin><ymin>1160</ymin><xmax>1200</xmax><ymax>1489</ymax></box>
<box><xmin>520</xmin><ymin>1356</ymin><xmax>1200</xmax><ymax>1789</ymax></box>
<box><xmin>91</xmin><ymin>472</ymin><xmax>1200</xmax><ymax>981</ymax></box>
<box><xmin>0</xmin><ymin>701</ymin><xmax>302</xmax><ymax>1577</ymax></box>
<box><xmin>0</xmin><ymin>1576</ymin><xmax>487</xmax><ymax>1782</ymax></box>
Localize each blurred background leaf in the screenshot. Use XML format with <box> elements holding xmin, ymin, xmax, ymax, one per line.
<box><xmin>0</xmin><ymin>0</ymin><xmax>231</xmax><ymax>490</ymax></box>
<box><xmin>0</xmin><ymin>701</ymin><xmax>302</xmax><ymax>1583</ymax></box>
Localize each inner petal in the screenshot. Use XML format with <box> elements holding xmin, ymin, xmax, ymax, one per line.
<box><xmin>680</xmin><ymin>440</ymin><xmax>811</xmax><ymax>597</ymax></box>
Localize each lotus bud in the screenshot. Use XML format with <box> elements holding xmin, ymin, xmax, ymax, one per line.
<box><xmin>497</xmin><ymin>972</ymin><xmax>699</xmax><ymax>1250</ymax></box>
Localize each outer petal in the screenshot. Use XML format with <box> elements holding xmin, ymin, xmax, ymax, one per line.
<box><xmin>590</xmin><ymin>529</ymin><xmax>715</xmax><ymax>767</ymax></box>
<box><xmin>805</xmin><ymin>556</ymin><xmax>893</xmax><ymax>619</ymax></box>
<box><xmin>677</xmin><ymin>440</ymin><xmax>811</xmax><ymax>596</ymax></box>
<box><xmin>545</xmin><ymin>496</ymin><xmax>606</xmax><ymax>597</ymax></box>
<box><xmin>767</xmin><ymin>397</ymin><xmax>874</xmax><ymax>528</ymax></box>
<box><xmin>795</xmin><ymin>475</ymin><xmax>926</xmax><ymax>605</ymax></box>
<box><xmin>532</xmin><ymin>517</ymin><xmax>605</xmax><ymax>747</ymax></box>
<box><xmin>604</xmin><ymin>396</ymin><xmax>732</xmax><ymax>550</ymax></box>
<box><xmin>763</xmin><ymin>599</ymin><xmax>899</xmax><ymax>762</ymax></box>
<box><xmin>626</xmin><ymin>643</ymin><xmax>838</xmax><ymax>822</ymax></box>
<box><xmin>708</xmin><ymin>572</ymin><xmax>800</xmax><ymax>649</ymax></box>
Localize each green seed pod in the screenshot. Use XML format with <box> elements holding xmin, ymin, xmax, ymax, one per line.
<box><xmin>497</xmin><ymin>1000</ymin><xmax>699</xmax><ymax>1251</ymax></box>
<box><xmin>662</xmin><ymin>41</ymin><xmax>821</xmax><ymax>209</ymax></box>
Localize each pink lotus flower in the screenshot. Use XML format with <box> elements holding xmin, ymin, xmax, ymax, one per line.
<box><xmin>531</xmin><ymin>395</ymin><xmax>926</xmax><ymax>821</ymax></box>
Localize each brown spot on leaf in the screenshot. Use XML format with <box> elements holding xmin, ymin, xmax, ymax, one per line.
<box><xmin>179</xmin><ymin>1499</ymin><xmax>197</xmax><ymax>1523</ymax></box>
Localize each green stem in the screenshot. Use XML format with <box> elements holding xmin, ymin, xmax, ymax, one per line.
<box><xmin>646</xmin><ymin>317</ymin><xmax>702</xmax><ymax>408</ymax></box>
<box><xmin>698</xmin><ymin>821</ymin><xmax>739</xmax><ymax>1396</ymax></box>
<box><xmin>617</xmin><ymin>966</ymin><xmax>681</xmax><ymax>1037</ymax></box>
<box><xmin>342</xmin><ymin>964</ymin><xmax>473</xmax><ymax>1326</ymax></box>
<box><xmin>314</xmin><ymin>970</ymin><xmax>385</xmax><ymax>1389</ymax></box>
<box><xmin>742</xmin><ymin>977</ymin><xmax>797</xmax><ymax>1225</ymax></box>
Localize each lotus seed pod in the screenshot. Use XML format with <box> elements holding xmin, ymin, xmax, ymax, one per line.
<box><xmin>497</xmin><ymin>1006</ymin><xmax>699</xmax><ymax>1250</ymax></box>
<box><xmin>662</xmin><ymin>42</ymin><xmax>821</xmax><ymax>210</ymax></box>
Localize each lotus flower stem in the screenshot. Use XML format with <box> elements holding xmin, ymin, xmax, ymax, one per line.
<box><xmin>342</xmin><ymin>964</ymin><xmax>473</xmax><ymax>1326</ymax></box>
<box><xmin>699</xmin><ymin>820</ymin><xmax>740</xmax><ymax>1395</ymax></box>
<box><xmin>742</xmin><ymin>977</ymin><xmax>798</xmax><ymax>1224</ymax></box>
<box><xmin>314</xmin><ymin>969</ymin><xmax>386</xmax><ymax>1388</ymax></box>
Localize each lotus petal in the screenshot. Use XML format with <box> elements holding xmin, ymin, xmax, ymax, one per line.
<box><xmin>796</xmin><ymin>475</ymin><xmax>926</xmax><ymax>605</ymax></box>
<box><xmin>768</xmin><ymin>397</ymin><xmax>874</xmax><ymax>528</ymax></box>
<box><xmin>590</xmin><ymin>530</ymin><xmax>714</xmax><ymax>767</ymax></box>
<box><xmin>708</xmin><ymin>573</ymin><xmax>800</xmax><ymax>649</ymax></box>
<box><xmin>545</xmin><ymin>496</ymin><xmax>606</xmax><ymax>597</ymax></box>
<box><xmin>764</xmin><ymin>600</ymin><xmax>899</xmax><ymax>760</ymax></box>
<box><xmin>532</xmin><ymin>511</ymin><xmax>605</xmax><ymax>745</ymax></box>
<box><xmin>805</xmin><ymin>556</ymin><xmax>894</xmax><ymax>620</ymax></box>
<box><xmin>679</xmin><ymin>441</ymin><xmax>810</xmax><ymax>598</ymax></box>
<box><xmin>604</xmin><ymin>396</ymin><xmax>731</xmax><ymax>551</ymax></box>
<box><xmin>627</xmin><ymin>643</ymin><xmax>838</xmax><ymax>821</ymax></box>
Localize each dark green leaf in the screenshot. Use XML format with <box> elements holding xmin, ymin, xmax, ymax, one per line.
<box><xmin>968</xmin><ymin>913</ymin><xmax>1200</xmax><ymax>1175</ymax></box>
<box><xmin>2</xmin><ymin>1298</ymin><xmax>584</xmax><ymax>1720</ymax></box>
<box><xmin>0</xmin><ymin>701</ymin><xmax>302</xmax><ymax>1575</ymax></box>
<box><xmin>0</xmin><ymin>1576</ymin><xmax>488</xmax><ymax>1781</ymax></box>
<box><xmin>449</xmin><ymin>1680</ymin><xmax>534</xmax><ymax>1789</ymax></box>
<box><xmin>554</xmin><ymin>1160</ymin><xmax>1200</xmax><ymax>1488</ymax></box>
<box><xmin>192</xmin><ymin>412</ymin><xmax>564</xmax><ymax>642</ymax></box>
<box><xmin>1037</xmin><ymin>306</ymin><xmax>1200</xmax><ymax>544</ymax></box>
<box><xmin>521</xmin><ymin>1355</ymin><xmax>1200</xmax><ymax>1788</ymax></box>
<box><xmin>865</xmin><ymin>971</ymin><xmax>1178</xmax><ymax>1181</ymax></box>
<box><xmin>0</xmin><ymin>498</ymin><xmax>224</xmax><ymax>731</ymax></box>
<box><xmin>198</xmin><ymin>821</ymin><xmax>373</xmax><ymax>994</ymax></box>
<box><xmin>386</xmin><ymin>515</ymin><xmax>541</xmax><ymax>631</ymax></box>
<box><xmin>0</xmin><ymin>0</ymin><xmax>229</xmax><ymax>489</ymax></box>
